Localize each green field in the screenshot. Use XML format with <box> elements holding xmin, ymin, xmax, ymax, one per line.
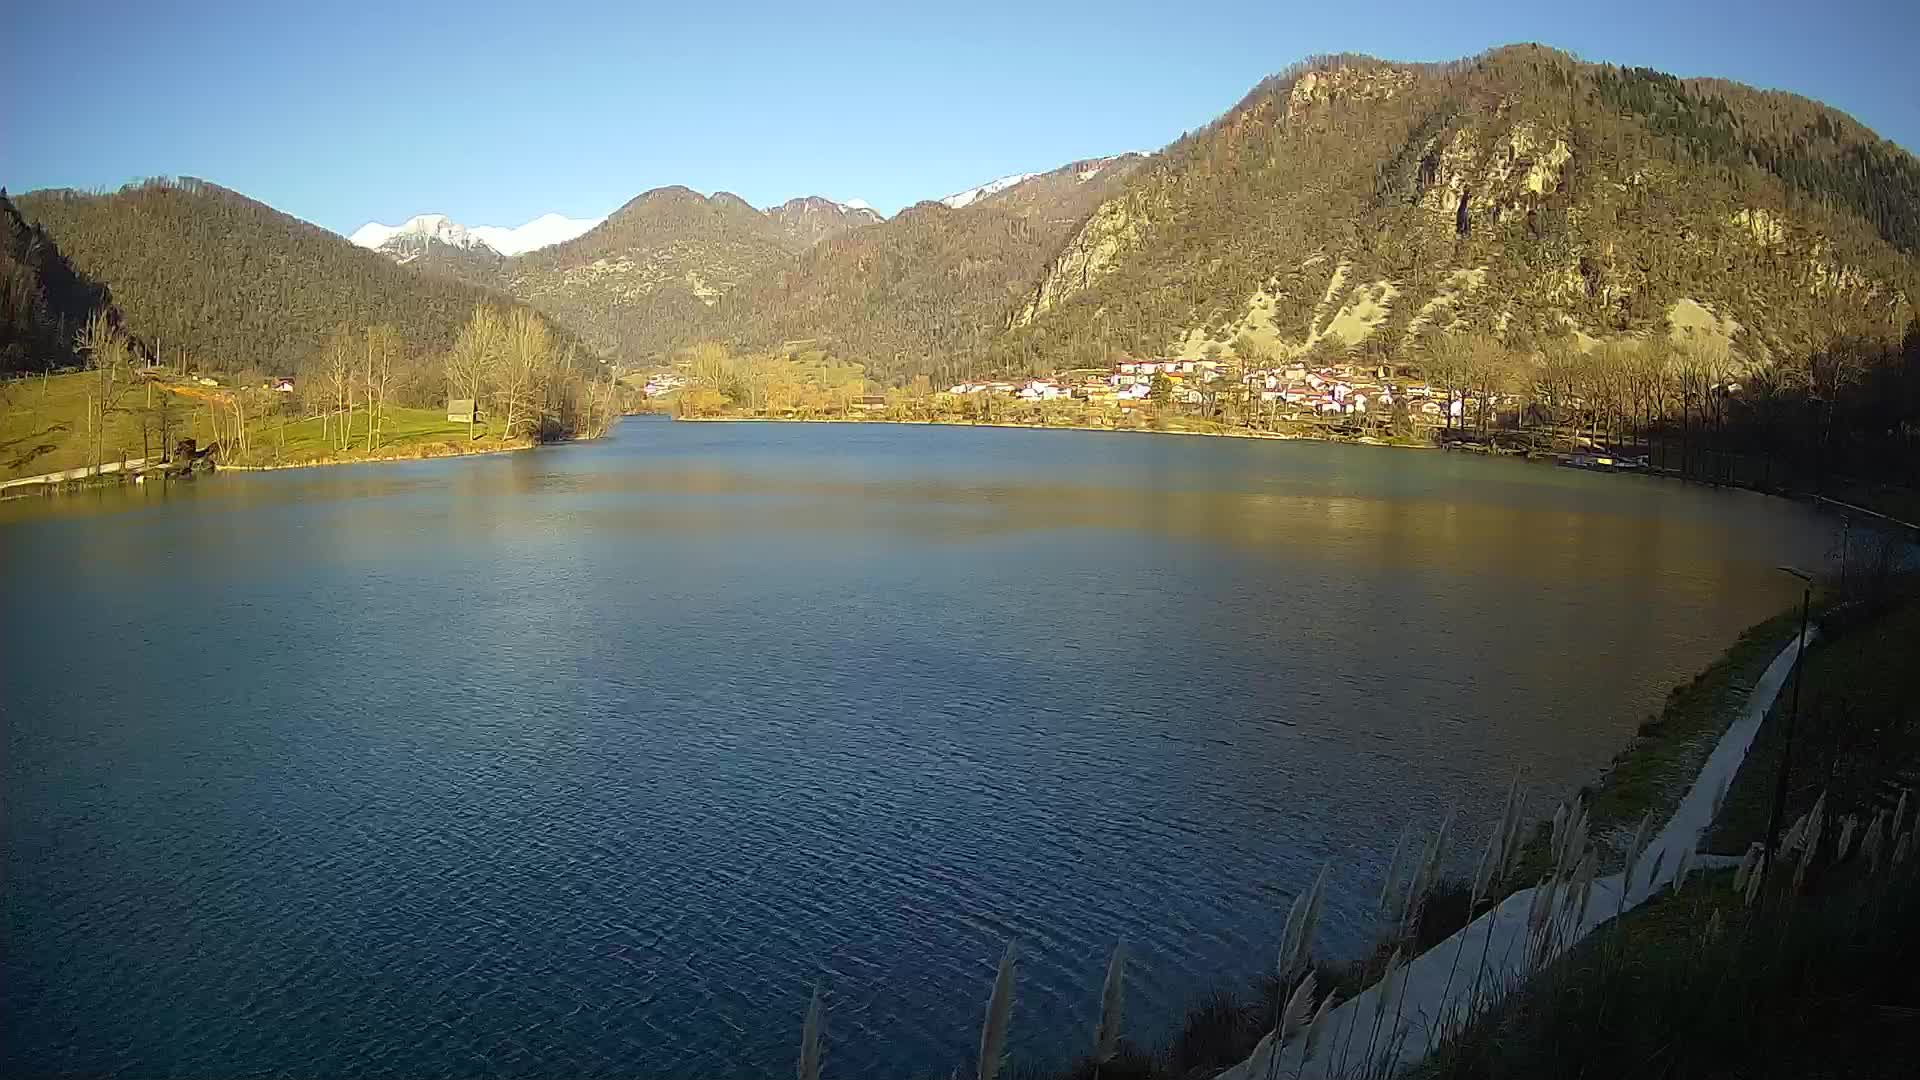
<box><xmin>238</xmin><ymin>403</ymin><xmax>511</xmax><ymax>468</ymax></box>
<box><xmin>2</xmin><ymin>371</ymin><xmax>515</xmax><ymax>482</ymax></box>
<box><xmin>1</xmin><ymin>370</ymin><xmax>164</xmax><ymax>481</ymax></box>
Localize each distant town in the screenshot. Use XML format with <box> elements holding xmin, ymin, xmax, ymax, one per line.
<box><xmin>640</xmin><ymin>355</ymin><xmax>1469</xmax><ymax>426</ymax></box>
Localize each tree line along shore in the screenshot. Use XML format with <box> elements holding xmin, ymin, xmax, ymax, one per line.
<box><xmin>649</xmin><ymin>327</ymin><xmax>1920</xmax><ymax>523</ymax></box>
<box><xmin>1</xmin><ymin>305</ymin><xmax>623</xmax><ymax>490</ymax></box>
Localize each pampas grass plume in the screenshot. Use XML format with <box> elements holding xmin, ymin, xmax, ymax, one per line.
<box><xmin>1470</xmin><ymin>831</ymin><xmax>1498</xmax><ymax>910</ymax></box>
<box><xmin>1860</xmin><ymin>813</ymin><xmax>1887</xmax><ymax>872</ymax></box>
<box><xmin>978</xmin><ymin>943</ymin><xmax>1017</xmax><ymax>1080</ymax></box>
<box><xmin>1378</xmin><ymin>825</ymin><xmax>1411</xmax><ymax>919</ymax></box>
<box><xmin>1643</xmin><ymin>847</ymin><xmax>1668</xmax><ymax>896</ymax></box>
<box><xmin>1372</xmin><ymin>949</ymin><xmax>1404</xmax><ymax>1027</ymax></box>
<box><xmin>1093</xmin><ymin>942</ymin><xmax>1125</xmax><ymax>1065</ymax></box>
<box><xmin>1672</xmin><ymin>846</ymin><xmax>1694</xmax><ymax>894</ymax></box>
<box><xmin>797</xmin><ymin>984</ymin><xmax>825</xmax><ymax>1080</ymax></box>
<box><xmin>1303</xmin><ymin>992</ymin><xmax>1337</xmax><ymax>1062</ymax></box>
<box><xmin>1281</xmin><ymin>971</ymin><xmax>1317</xmax><ymax>1041</ymax></box>
<box><xmin>1622</xmin><ymin>811</ymin><xmax>1653</xmax><ymax>895</ymax></box>
<box><xmin>1733</xmin><ymin>843</ymin><xmax>1760</xmax><ymax>893</ymax></box>
<box><xmin>1280</xmin><ymin>864</ymin><xmax>1330</xmax><ymax>982</ymax></box>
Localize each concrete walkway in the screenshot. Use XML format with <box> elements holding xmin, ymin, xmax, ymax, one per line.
<box><xmin>1221</xmin><ymin>627</ymin><xmax>1812</xmax><ymax>1080</ymax></box>
<box><xmin>0</xmin><ymin>457</ymin><xmax>150</xmax><ymax>491</ymax></box>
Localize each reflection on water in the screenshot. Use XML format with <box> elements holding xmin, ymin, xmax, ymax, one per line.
<box><xmin>1</xmin><ymin>420</ymin><xmax>1835</xmax><ymax>1077</ymax></box>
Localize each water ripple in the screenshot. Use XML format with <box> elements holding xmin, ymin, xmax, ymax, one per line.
<box><xmin>2</xmin><ymin>422</ymin><xmax>1833</xmax><ymax>1078</ymax></box>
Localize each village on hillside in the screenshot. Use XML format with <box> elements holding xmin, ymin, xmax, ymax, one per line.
<box><xmin>635</xmin><ymin>349</ymin><xmax>1478</xmax><ymax>428</ymax></box>
<box><xmin>944</xmin><ymin>357</ymin><xmax>1461</xmax><ymax>422</ymax></box>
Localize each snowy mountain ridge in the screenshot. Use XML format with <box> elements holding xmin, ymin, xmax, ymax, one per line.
<box><xmin>348</xmin><ymin>212</ymin><xmax>603</xmax><ymax>257</ymax></box>
<box><xmin>940</xmin><ymin>172</ymin><xmax>1039</xmax><ymax>210</ymax></box>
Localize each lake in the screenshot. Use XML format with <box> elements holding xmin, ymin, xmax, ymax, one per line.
<box><xmin>1</xmin><ymin>419</ymin><xmax>1835</xmax><ymax>1078</ymax></box>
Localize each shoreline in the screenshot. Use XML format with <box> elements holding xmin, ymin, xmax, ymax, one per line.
<box><xmin>215</xmin><ymin>437</ymin><xmax>538</xmax><ymax>473</ymax></box>
<box><xmin>2</xmin><ymin>424</ymin><xmax>619</xmax><ymax>498</ymax></box>
<box><xmin>671</xmin><ymin>412</ymin><xmax>1434</xmax><ymax>450</ymax></box>
<box><xmin>1223</xmin><ymin>623</ymin><xmax>1814</xmax><ymax>1080</ymax></box>
<box><xmin>673</xmin><ymin>416</ymin><xmax>1920</xmax><ymax>525</ymax></box>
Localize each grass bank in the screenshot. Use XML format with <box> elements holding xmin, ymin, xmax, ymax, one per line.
<box><xmin>2</xmin><ymin>371</ymin><xmax>542</xmax><ymax>488</ymax></box>
<box><xmin>1417</xmin><ymin>593</ymin><xmax>1920</xmax><ymax>1080</ymax></box>
<box><xmin>1706</xmin><ymin>597</ymin><xmax>1920</xmax><ymax>855</ymax></box>
<box><xmin>1511</xmin><ymin>607</ymin><xmax>1809</xmax><ymax>875</ymax></box>
<box><xmin>216</xmin><ymin>405</ymin><xmax>528</xmax><ymax>470</ymax></box>
<box><xmin>2</xmin><ymin>369</ymin><xmax>157</xmax><ymax>480</ymax></box>
<box><xmin>980</xmin><ymin>603</ymin><xmax>1828</xmax><ymax>1080</ymax></box>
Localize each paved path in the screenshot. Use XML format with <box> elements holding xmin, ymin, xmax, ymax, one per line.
<box><xmin>1220</xmin><ymin>628</ymin><xmax>1811</xmax><ymax>1080</ymax></box>
<box><xmin>0</xmin><ymin>457</ymin><xmax>150</xmax><ymax>491</ymax></box>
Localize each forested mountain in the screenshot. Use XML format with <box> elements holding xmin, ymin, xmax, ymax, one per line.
<box><xmin>1010</xmin><ymin>46</ymin><xmax>1918</xmax><ymax>373</ymax></box>
<box><xmin>765</xmin><ymin>196</ymin><xmax>884</xmax><ymax>248</ymax></box>
<box><xmin>465</xmin><ymin>39</ymin><xmax>1915</xmax><ymax>388</ymax></box>
<box><xmin>1</xmin><ymin>189</ymin><xmax>116</xmax><ymax>374</ymax></box>
<box><xmin>25</xmin><ymin>45</ymin><xmax>1912</xmax><ymax>398</ymax></box>
<box><xmin>709</xmin><ymin>155</ymin><xmax>1145</xmax><ymax>382</ymax></box>
<box><xmin>494</xmin><ymin>186</ymin><xmax>803</xmax><ymax>358</ymax></box>
<box><xmin>403</xmin><ymin>160</ymin><xmax>1141</xmax><ymax>373</ymax></box>
<box><xmin>12</xmin><ymin>178</ymin><xmax>574</xmax><ymax>376</ymax></box>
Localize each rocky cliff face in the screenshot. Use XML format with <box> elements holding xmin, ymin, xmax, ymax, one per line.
<box><xmin>1015</xmin><ymin>194</ymin><xmax>1150</xmax><ymax>325</ymax></box>
<box><xmin>1008</xmin><ymin>46</ymin><xmax>1916</xmax><ymax>368</ymax></box>
<box><xmin>766</xmin><ymin>196</ymin><xmax>883</xmax><ymax>248</ymax></box>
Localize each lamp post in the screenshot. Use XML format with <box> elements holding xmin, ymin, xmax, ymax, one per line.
<box><xmin>1761</xmin><ymin>566</ymin><xmax>1814</xmax><ymax>876</ymax></box>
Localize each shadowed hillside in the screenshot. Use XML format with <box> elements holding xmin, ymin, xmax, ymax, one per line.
<box><xmin>1</xmin><ymin>189</ymin><xmax>116</xmax><ymax>374</ymax></box>
<box><xmin>13</xmin><ymin>178</ymin><xmax>570</xmax><ymax>376</ymax></box>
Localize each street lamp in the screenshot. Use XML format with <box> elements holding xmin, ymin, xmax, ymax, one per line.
<box><xmin>1761</xmin><ymin>566</ymin><xmax>1814</xmax><ymax>877</ymax></box>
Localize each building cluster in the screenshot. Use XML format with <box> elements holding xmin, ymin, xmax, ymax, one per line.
<box><xmin>1237</xmin><ymin>362</ymin><xmax>1445</xmax><ymax>418</ymax></box>
<box><xmin>951</xmin><ymin>358</ymin><xmax>1463</xmax><ymax>420</ymax></box>
<box><xmin>640</xmin><ymin>371</ymin><xmax>686</xmax><ymax>397</ymax></box>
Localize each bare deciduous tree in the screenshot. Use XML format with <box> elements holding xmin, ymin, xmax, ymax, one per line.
<box><xmin>73</xmin><ymin>309</ymin><xmax>132</xmax><ymax>474</ymax></box>
<box><xmin>445</xmin><ymin>306</ymin><xmax>503</xmax><ymax>441</ymax></box>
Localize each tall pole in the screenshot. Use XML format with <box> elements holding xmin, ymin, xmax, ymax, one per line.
<box><xmin>1762</xmin><ymin>577</ymin><xmax>1812</xmax><ymax>876</ymax></box>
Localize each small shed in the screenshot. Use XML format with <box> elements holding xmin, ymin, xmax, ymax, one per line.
<box><xmin>448</xmin><ymin>398</ymin><xmax>479</xmax><ymax>424</ymax></box>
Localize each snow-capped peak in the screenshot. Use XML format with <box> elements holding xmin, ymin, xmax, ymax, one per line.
<box><xmin>348</xmin><ymin>211</ymin><xmax>603</xmax><ymax>257</ymax></box>
<box><xmin>348</xmin><ymin>213</ymin><xmax>488</xmax><ymax>253</ymax></box>
<box><xmin>469</xmin><ymin>213</ymin><xmax>604</xmax><ymax>255</ymax></box>
<box><xmin>940</xmin><ymin>171</ymin><xmax>1038</xmax><ymax>210</ymax></box>
<box><xmin>348</xmin><ymin>221</ymin><xmax>401</xmax><ymax>248</ymax></box>
<box><xmin>842</xmin><ymin>198</ymin><xmax>872</xmax><ymax>210</ymax></box>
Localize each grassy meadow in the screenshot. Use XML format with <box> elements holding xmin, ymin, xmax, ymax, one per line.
<box><xmin>2</xmin><ymin>370</ymin><xmax>519</xmax><ymax>483</ymax></box>
<box><xmin>232</xmin><ymin>402</ymin><xmax>517</xmax><ymax>469</ymax></box>
<box><xmin>1</xmin><ymin>370</ymin><xmax>164</xmax><ymax>481</ymax></box>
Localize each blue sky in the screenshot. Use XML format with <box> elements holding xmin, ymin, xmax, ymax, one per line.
<box><xmin>5</xmin><ymin>0</ymin><xmax>1916</xmax><ymax>236</ymax></box>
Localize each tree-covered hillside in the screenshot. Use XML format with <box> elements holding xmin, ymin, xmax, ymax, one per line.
<box><xmin>13</xmin><ymin>178</ymin><xmax>562</xmax><ymax>376</ymax></box>
<box><xmin>497</xmin><ymin>186</ymin><xmax>803</xmax><ymax>360</ymax></box>
<box><xmin>1012</xmin><ymin>45</ymin><xmax>1918</xmax><ymax>373</ymax></box>
<box><xmin>1</xmin><ymin>189</ymin><xmax>116</xmax><ymax>374</ymax></box>
<box><xmin>708</xmin><ymin>156</ymin><xmax>1144</xmax><ymax>382</ymax></box>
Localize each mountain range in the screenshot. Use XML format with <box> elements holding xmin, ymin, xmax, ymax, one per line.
<box><xmin>347</xmin><ymin>199</ymin><xmax>878</xmax><ymax>264</ymax></box>
<box><xmin>6</xmin><ymin>44</ymin><xmax>1917</xmax><ymax>391</ymax></box>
